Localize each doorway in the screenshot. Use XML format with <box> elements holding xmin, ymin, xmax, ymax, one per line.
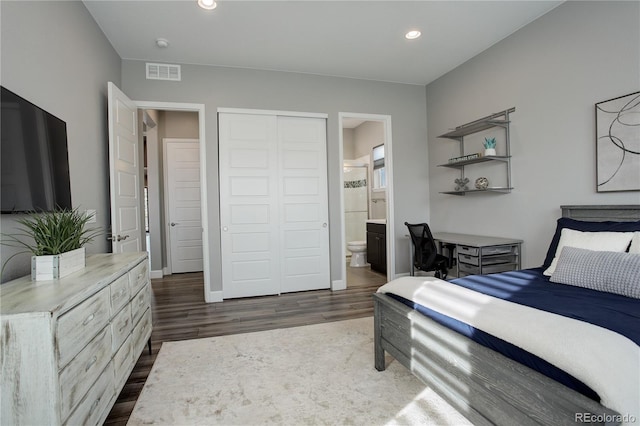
<box><xmin>135</xmin><ymin>101</ymin><xmax>212</xmax><ymax>301</ymax></box>
<box><xmin>339</xmin><ymin>113</ymin><xmax>394</xmax><ymax>289</ymax></box>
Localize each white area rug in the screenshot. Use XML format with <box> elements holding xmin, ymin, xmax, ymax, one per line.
<box><xmin>128</xmin><ymin>317</ymin><xmax>471</xmax><ymax>425</ymax></box>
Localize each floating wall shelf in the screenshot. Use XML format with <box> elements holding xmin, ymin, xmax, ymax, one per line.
<box><xmin>439</xmin><ymin>108</ymin><xmax>515</xmax><ymax>196</ymax></box>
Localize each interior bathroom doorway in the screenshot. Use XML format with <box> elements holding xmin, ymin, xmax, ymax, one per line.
<box><xmin>339</xmin><ymin>113</ymin><xmax>394</xmax><ymax>288</ymax></box>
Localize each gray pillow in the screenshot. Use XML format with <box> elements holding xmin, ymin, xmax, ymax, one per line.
<box><xmin>550</xmin><ymin>246</ymin><xmax>640</xmax><ymax>299</ymax></box>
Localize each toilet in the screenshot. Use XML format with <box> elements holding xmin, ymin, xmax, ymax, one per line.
<box><xmin>347</xmin><ymin>241</ymin><xmax>367</xmax><ymax>267</ymax></box>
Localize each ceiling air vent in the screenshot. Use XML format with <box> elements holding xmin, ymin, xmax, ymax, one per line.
<box><xmin>146</xmin><ymin>63</ymin><xmax>181</xmax><ymax>81</ymax></box>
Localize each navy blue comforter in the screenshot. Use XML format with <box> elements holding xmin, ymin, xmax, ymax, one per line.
<box><xmin>387</xmin><ymin>267</ymin><xmax>640</xmax><ymax>402</ymax></box>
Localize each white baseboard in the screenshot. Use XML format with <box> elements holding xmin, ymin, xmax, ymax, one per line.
<box><xmin>205</xmin><ymin>290</ymin><xmax>223</xmax><ymax>303</ymax></box>
<box><xmin>331</xmin><ymin>279</ymin><xmax>346</xmax><ymax>291</ymax></box>
<box><xmin>150</xmin><ymin>270</ymin><xmax>163</xmax><ymax>279</ymax></box>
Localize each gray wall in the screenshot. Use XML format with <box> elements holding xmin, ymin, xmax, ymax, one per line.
<box><xmin>0</xmin><ymin>1</ymin><xmax>121</xmax><ymax>282</ymax></box>
<box><xmin>426</xmin><ymin>1</ymin><xmax>640</xmax><ymax>269</ymax></box>
<box><xmin>122</xmin><ymin>62</ymin><xmax>429</xmax><ymax>292</ymax></box>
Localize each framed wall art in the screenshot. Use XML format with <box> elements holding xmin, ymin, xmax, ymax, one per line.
<box><xmin>595</xmin><ymin>91</ymin><xmax>640</xmax><ymax>192</ymax></box>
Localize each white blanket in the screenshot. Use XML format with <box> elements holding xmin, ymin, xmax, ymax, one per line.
<box><xmin>378</xmin><ymin>277</ymin><xmax>640</xmax><ymax>424</ymax></box>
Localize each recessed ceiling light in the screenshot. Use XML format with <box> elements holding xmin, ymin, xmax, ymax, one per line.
<box><xmin>198</xmin><ymin>0</ymin><xmax>217</xmax><ymax>10</ymax></box>
<box><xmin>405</xmin><ymin>30</ymin><xmax>421</xmax><ymax>40</ymax></box>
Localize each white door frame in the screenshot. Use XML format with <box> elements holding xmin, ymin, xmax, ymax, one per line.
<box><xmin>337</xmin><ymin>113</ymin><xmax>395</xmax><ymax>290</ymax></box>
<box><xmin>133</xmin><ymin>100</ymin><xmax>213</xmax><ymax>302</ymax></box>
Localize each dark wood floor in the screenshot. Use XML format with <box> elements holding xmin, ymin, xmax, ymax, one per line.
<box><xmin>104</xmin><ymin>264</ymin><xmax>387</xmax><ymax>425</ymax></box>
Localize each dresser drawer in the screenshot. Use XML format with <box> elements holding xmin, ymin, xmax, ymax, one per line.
<box><xmin>63</xmin><ymin>361</ymin><xmax>115</xmax><ymax>426</ymax></box>
<box><xmin>131</xmin><ymin>283</ymin><xmax>150</xmax><ymax>326</ymax></box>
<box><xmin>129</xmin><ymin>260</ymin><xmax>149</xmax><ymax>296</ymax></box>
<box><xmin>132</xmin><ymin>308</ymin><xmax>152</xmax><ymax>357</ymax></box>
<box><xmin>113</xmin><ymin>339</ymin><xmax>133</xmax><ymax>391</ymax></box>
<box><xmin>59</xmin><ymin>326</ymin><xmax>112</xmax><ymax>421</ymax></box>
<box><xmin>57</xmin><ymin>286</ymin><xmax>111</xmax><ymax>368</ymax></box>
<box><xmin>111</xmin><ymin>304</ymin><xmax>132</xmax><ymax>353</ymax></box>
<box><xmin>110</xmin><ymin>274</ymin><xmax>130</xmax><ymax>316</ymax></box>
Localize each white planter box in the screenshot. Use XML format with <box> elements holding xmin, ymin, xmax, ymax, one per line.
<box><xmin>31</xmin><ymin>247</ymin><xmax>86</xmax><ymax>281</ymax></box>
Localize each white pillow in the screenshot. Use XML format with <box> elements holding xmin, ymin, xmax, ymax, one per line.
<box><xmin>543</xmin><ymin>228</ymin><xmax>634</xmax><ymax>276</ymax></box>
<box><xmin>630</xmin><ymin>232</ymin><xmax>640</xmax><ymax>254</ymax></box>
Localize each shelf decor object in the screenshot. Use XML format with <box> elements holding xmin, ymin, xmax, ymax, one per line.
<box><xmin>595</xmin><ymin>91</ymin><xmax>640</xmax><ymax>192</ymax></box>
<box><xmin>475</xmin><ymin>177</ymin><xmax>489</xmax><ymax>190</ymax></box>
<box><xmin>483</xmin><ymin>137</ymin><xmax>497</xmax><ymax>156</ymax></box>
<box><xmin>438</xmin><ymin>107</ymin><xmax>515</xmax><ymax>196</ymax></box>
<box><xmin>455</xmin><ymin>177</ymin><xmax>470</xmax><ymax>191</ymax></box>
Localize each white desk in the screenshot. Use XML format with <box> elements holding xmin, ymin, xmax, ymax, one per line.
<box><xmin>409</xmin><ymin>232</ymin><xmax>523</xmax><ymax>277</ymax></box>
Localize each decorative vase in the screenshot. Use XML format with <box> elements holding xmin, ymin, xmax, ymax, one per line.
<box><xmin>484</xmin><ymin>148</ymin><xmax>496</xmax><ymax>156</ymax></box>
<box><xmin>31</xmin><ymin>247</ymin><xmax>86</xmax><ymax>281</ymax></box>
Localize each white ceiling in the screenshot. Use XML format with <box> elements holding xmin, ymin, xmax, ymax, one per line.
<box><xmin>83</xmin><ymin>0</ymin><xmax>563</xmax><ymax>86</ymax></box>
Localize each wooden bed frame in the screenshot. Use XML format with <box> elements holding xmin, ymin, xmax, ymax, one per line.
<box><xmin>374</xmin><ymin>205</ymin><xmax>640</xmax><ymax>426</ymax></box>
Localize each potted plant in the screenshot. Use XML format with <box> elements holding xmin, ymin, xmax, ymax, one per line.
<box><xmin>483</xmin><ymin>137</ymin><xmax>497</xmax><ymax>156</ymax></box>
<box><xmin>1</xmin><ymin>208</ymin><xmax>101</xmax><ymax>280</ymax></box>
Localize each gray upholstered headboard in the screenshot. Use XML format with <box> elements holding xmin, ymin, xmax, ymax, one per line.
<box><xmin>561</xmin><ymin>205</ymin><xmax>640</xmax><ymax>222</ymax></box>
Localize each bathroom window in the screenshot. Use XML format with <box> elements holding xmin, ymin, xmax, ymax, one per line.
<box><xmin>372</xmin><ymin>144</ymin><xmax>386</xmax><ymax>190</ymax></box>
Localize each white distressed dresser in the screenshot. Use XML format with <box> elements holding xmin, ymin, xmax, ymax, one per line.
<box><xmin>0</xmin><ymin>252</ymin><xmax>152</xmax><ymax>425</ymax></box>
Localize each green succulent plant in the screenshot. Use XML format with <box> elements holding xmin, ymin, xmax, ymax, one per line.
<box><xmin>483</xmin><ymin>137</ymin><xmax>497</xmax><ymax>149</ymax></box>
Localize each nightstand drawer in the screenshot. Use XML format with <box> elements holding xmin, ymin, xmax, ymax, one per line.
<box><xmin>57</xmin><ymin>286</ymin><xmax>111</xmax><ymax>368</ymax></box>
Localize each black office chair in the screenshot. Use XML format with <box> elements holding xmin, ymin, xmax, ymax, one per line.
<box><xmin>405</xmin><ymin>222</ymin><xmax>448</xmax><ymax>280</ymax></box>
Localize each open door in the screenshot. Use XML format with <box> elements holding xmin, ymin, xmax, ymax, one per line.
<box><xmin>107</xmin><ymin>82</ymin><xmax>144</xmax><ymax>253</ymax></box>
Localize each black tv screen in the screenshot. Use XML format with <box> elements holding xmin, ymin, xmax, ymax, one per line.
<box><xmin>1</xmin><ymin>86</ymin><xmax>72</xmax><ymax>213</ymax></box>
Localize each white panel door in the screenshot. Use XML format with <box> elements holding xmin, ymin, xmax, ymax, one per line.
<box><xmin>165</xmin><ymin>140</ymin><xmax>203</xmax><ymax>273</ymax></box>
<box><xmin>278</xmin><ymin>116</ymin><xmax>330</xmax><ymax>292</ymax></box>
<box><xmin>107</xmin><ymin>82</ymin><xmax>143</xmax><ymax>253</ymax></box>
<box><xmin>219</xmin><ymin>113</ymin><xmax>280</xmax><ymax>298</ymax></box>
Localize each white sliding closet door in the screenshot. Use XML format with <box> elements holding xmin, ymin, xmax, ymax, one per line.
<box><xmin>219</xmin><ymin>111</ymin><xmax>329</xmax><ymax>299</ymax></box>
<box><xmin>219</xmin><ymin>113</ymin><xmax>280</xmax><ymax>298</ymax></box>
<box><xmin>278</xmin><ymin>116</ymin><xmax>330</xmax><ymax>293</ymax></box>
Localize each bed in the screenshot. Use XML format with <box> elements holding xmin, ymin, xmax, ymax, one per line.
<box><xmin>373</xmin><ymin>205</ymin><xmax>640</xmax><ymax>426</ymax></box>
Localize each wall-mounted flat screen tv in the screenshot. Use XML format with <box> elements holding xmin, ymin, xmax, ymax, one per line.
<box><xmin>1</xmin><ymin>86</ymin><xmax>72</xmax><ymax>213</ymax></box>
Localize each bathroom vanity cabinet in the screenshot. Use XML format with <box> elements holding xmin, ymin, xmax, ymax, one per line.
<box><xmin>366</xmin><ymin>222</ymin><xmax>387</xmax><ymax>273</ymax></box>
